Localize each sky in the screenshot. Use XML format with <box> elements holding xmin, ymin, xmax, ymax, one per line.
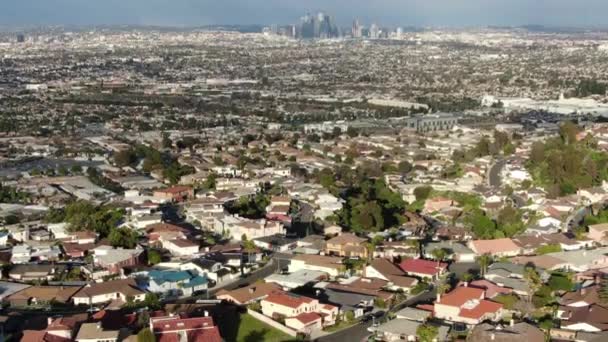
<box><xmin>0</xmin><ymin>0</ymin><xmax>606</xmax><ymax>28</ymax></box>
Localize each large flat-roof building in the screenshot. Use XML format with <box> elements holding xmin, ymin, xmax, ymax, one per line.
<box><xmin>405</xmin><ymin>113</ymin><xmax>459</xmax><ymax>133</ymax></box>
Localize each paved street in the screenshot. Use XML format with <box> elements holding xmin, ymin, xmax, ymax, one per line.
<box><xmin>488</xmin><ymin>158</ymin><xmax>507</xmax><ymax>188</ymax></box>
<box><xmin>316</xmin><ymin>290</ymin><xmax>436</xmax><ymax>342</ymax></box>
<box><xmin>209</xmin><ymin>256</ymin><xmax>291</xmax><ymax>295</ymax></box>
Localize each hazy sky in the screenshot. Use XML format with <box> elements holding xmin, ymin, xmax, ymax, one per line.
<box><xmin>1</xmin><ymin>0</ymin><xmax>606</xmax><ymax>28</ymax></box>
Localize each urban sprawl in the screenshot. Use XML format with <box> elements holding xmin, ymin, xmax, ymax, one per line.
<box><xmin>2</xmin><ymin>15</ymin><xmax>608</xmax><ymax>342</ymax></box>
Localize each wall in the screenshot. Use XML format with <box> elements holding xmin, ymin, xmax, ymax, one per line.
<box><xmin>247</xmin><ymin>309</ymin><xmax>298</xmax><ymax>337</ymax></box>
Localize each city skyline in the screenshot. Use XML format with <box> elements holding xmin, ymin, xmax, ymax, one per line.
<box><xmin>2</xmin><ymin>0</ymin><xmax>608</xmax><ymax>29</ymax></box>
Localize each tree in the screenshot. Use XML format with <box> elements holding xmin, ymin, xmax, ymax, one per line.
<box><xmin>524</xmin><ymin>266</ymin><xmax>542</xmax><ymax>304</ymax></box>
<box><xmin>109</xmin><ymin>227</ymin><xmax>138</xmax><ymax>249</ymax></box>
<box><xmin>147</xmin><ymin>249</ymin><xmax>162</xmax><ymax>265</ymax></box>
<box><xmin>477</xmin><ymin>254</ymin><xmax>492</xmax><ymax>277</ymax></box>
<box><xmin>397</xmin><ymin>160</ymin><xmax>413</xmax><ymax>174</ymax></box>
<box><xmin>431</xmin><ymin>248</ymin><xmax>448</xmax><ymax>268</ymax></box>
<box><xmin>137</xmin><ymin>329</ymin><xmax>156</xmax><ymax>342</ymax></box>
<box><xmin>548</xmin><ymin>272</ymin><xmax>573</xmax><ymax>292</ymax></box>
<box><xmin>416</xmin><ymin>324</ymin><xmax>438</xmax><ymax>342</ymax></box>
<box><xmin>113</xmin><ymin>149</ymin><xmax>137</xmax><ymax>167</ymax></box>
<box><xmin>559</xmin><ymin>121</ymin><xmax>580</xmax><ymax>146</ymax></box>
<box><xmin>414</xmin><ymin>186</ymin><xmax>433</xmax><ymax>202</ymax></box>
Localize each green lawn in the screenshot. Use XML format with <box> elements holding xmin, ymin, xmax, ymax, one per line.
<box><xmin>235</xmin><ymin>313</ymin><xmax>293</xmax><ymax>342</ymax></box>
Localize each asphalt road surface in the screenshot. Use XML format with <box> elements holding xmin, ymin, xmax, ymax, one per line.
<box><xmin>209</xmin><ymin>256</ymin><xmax>291</xmax><ymax>295</ymax></box>
<box><xmin>316</xmin><ymin>289</ymin><xmax>437</xmax><ymax>342</ymax></box>
<box><xmin>488</xmin><ymin>158</ymin><xmax>507</xmax><ymax>188</ymax></box>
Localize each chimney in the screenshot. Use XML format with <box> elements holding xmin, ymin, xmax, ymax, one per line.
<box><xmin>437</xmin><ymin>293</ymin><xmax>441</xmax><ymax>303</ymax></box>
<box><xmin>249</xmin><ymin>287</ymin><xmax>255</xmax><ymax>294</ymax></box>
<box><xmin>581</xmin><ymin>287</ymin><xmax>587</xmax><ymax>295</ymax></box>
<box><xmin>464</xmin><ymin>282</ymin><xmax>468</xmax><ymax>287</ymax></box>
<box><xmin>47</xmin><ymin>317</ymin><xmax>53</xmax><ymax>326</ymax></box>
<box><xmin>510</xmin><ymin>319</ymin><xmax>514</xmax><ymax>327</ymax></box>
<box><xmin>491</xmin><ymin>333</ymin><xmax>495</xmax><ymax>341</ymax></box>
<box><xmin>204</xmin><ymin>311</ymin><xmax>209</xmax><ymax>317</ymax></box>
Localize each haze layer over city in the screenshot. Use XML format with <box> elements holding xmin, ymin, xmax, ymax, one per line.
<box><xmin>2</xmin><ymin>2</ymin><xmax>608</xmax><ymax>342</ymax></box>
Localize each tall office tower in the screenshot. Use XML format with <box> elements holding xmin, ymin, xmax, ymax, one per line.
<box><xmin>17</xmin><ymin>34</ymin><xmax>25</xmax><ymax>43</ymax></box>
<box><xmin>369</xmin><ymin>24</ymin><xmax>379</xmax><ymax>39</ymax></box>
<box><xmin>299</xmin><ymin>12</ymin><xmax>338</xmax><ymax>39</ymax></box>
<box><xmin>352</xmin><ymin>19</ymin><xmax>362</xmax><ymax>38</ymax></box>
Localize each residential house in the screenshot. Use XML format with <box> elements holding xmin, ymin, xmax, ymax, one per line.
<box><xmin>289</xmin><ymin>254</ymin><xmax>346</xmax><ymax>278</ymax></box>
<box><xmin>365</xmin><ymin>258</ymin><xmax>419</xmax><ymax>292</ymax></box>
<box><xmin>216</xmin><ymin>282</ymin><xmax>282</xmax><ymax>305</ymax></box>
<box><xmin>325</xmin><ymin>277</ymin><xmax>395</xmax><ymax>303</ymax></box>
<box><xmin>93</xmin><ymin>246</ymin><xmax>144</xmax><ymax>274</ymax></box>
<box><xmin>261</xmin><ymin>291</ymin><xmax>339</xmax><ymax>331</ymax></box>
<box><xmin>149</xmin><ymin>314</ymin><xmax>222</xmax><ymax>342</ymax></box>
<box><xmin>560</xmin><ymin>285</ymin><xmax>600</xmax><ymax>308</ymax></box>
<box><xmin>314</xmin><ymin>193</ymin><xmax>344</xmax><ymax>220</ymax></box>
<box><xmin>8</xmin><ymin>264</ymin><xmax>67</xmax><ymax>281</ymax></box>
<box><xmin>399</xmin><ymin>258</ymin><xmax>447</xmax><ymax>280</ymax></box>
<box><xmin>180</xmin><ymin>259</ymin><xmax>227</xmax><ymax>283</ymax></box>
<box><xmin>424</xmin><ymin>241</ymin><xmax>476</xmax><ymax>262</ymax></box>
<box><xmin>371</xmin><ymin>319</ymin><xmax>449</xmax><ymax>342</ymax></box>
<box><xmin>433</xmin><ymin>286</ymin><xmax>503</xmax><ymax>325</ymax></box>
<box><xmin>11</xmin><ymin>243</ymin><xmax>61</xmax><ymax>264</ymax></box>
<box><xmin>559</xmin><ymin>305</ymin><xmax>608</xmax><ymax>332</ymax></box>
<box><xmin>153</xmin><ymin>186</ymin><xmax>194</xmax><ymax>202</ymax></box>
<box><xmin>266</xmin><ymin>270</ymin><xmax>328</xmax><ymax>290</ymax></box>
<box><xmin>147</xmin><ymin>269</ymin><xmax>208</xmax><ymax>297</ymax></box>
<box><xmin>6</xmin><ymin>285</ymin><xmax>82</xmax><ymax>308</ymax></box>
<box><xmin>265</xmin><ymin>196</ymin><xmax>291</xmax><ymax>222</ymax></box>
<box><xmin>75</xmin><ymin>323</ymin><xmax>119</xmax><ymax>342</ymax></box>
<box><xmin>588</xmin><ymin>223</ymin><xmax>608</xmax><ymax>245</ymax></box>
<box><xmin>163</xmin><ymin>238</ymin><xmax>200</xmax><ymax>257</ymax></box>
<box><xmin>468</xmin><ymin>238</ymin><xmax>521</xmax><ymax>257</ymax></box>
<box><xmin>469</xmin><ymin>322</ymin><xmax>545</xmax><ymax>342</ymax></box>
<box><xmin>424</xmin><ymin>197</ymin><xmax>453</xmax><ymax>213</ymax></box>
<box><xmin>485</xmin><ymin>262</ymin><xmax>532</xmax><ymax>296</ymax></box>
<box><xmin>253</xmin><ymin>234</ymin><xmax>298</xmax><ymax>252</ymax></box>
<box><xmin>324</xmin><ymin>233</ymin><xmax>368</xmax><ymax>259</ymax></box>
<box><xmin>72</xmin><ymin>278</ymin><xmax>145</xmax><ymax>306</ymax></box>
<box><xmin>373</xmin><ymin>241</ymin><xmax>419</xmax><ymax>260</ymax></box>
<box><xmin>213</xmin><ymin>215</ymin><xmax>284</xmax><ymax>241</ymax></box>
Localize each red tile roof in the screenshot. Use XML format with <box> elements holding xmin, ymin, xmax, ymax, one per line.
<box><xmin>263</xmin><ymin>292</ymin><xmax>315</xmax><ymax>309</ymax></box>
<box><xmin>292</xmin><ymin>312</ymin><xmax>322</xmax><ymax>324</ymax></box>
<box><xmin>399</xmin><ymin>258</ymin><xmax>447</xmax><ymax>276</ymax></box>
<box><xmin>151</xmin><ymin>315</ymin><xmax>215</xmax><ymax>333</ymax></box>
<box><xmin>156</xmin><ymin>186</ymin><xmax>192</xmax><ymax>194</ymax></box>
<box><xmin>459</xmin><ymin>300</ymin><xmax>503</xmax><ymax>319</ymax></box>
<box><xmin>438</xmin><ymin>286</ymin><xmax>485</xmax><ymax>307</ymax></box>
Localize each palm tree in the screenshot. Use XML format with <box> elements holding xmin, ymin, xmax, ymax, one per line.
<box><xmin>524</xmin><ymin>266</ymin><xmax>541</xmax><ymax>304</ymax></box>
<box><xmin>432</xmin><ymin>248</ymin><xmax>448</xmax><ymax>266</ymax></box>
<box><xmin>477</xmin><ymin>254</ymin><xmax>492</xmax><ymax>277</ymax></box>
<box><xmin>599</xmin><ymin>276</ymin><xmax>608</xmax><ymax>304</ymax></box>
<box><xmin>406</xmin><ymin>239</ymin><xmax>421</xmax><ymax>257</ymax></box>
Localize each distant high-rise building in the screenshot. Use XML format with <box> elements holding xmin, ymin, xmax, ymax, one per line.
<box><xmin>396</xmin><ymin>27</ymin><xmax>404</xmax><ymax>39</ymax></box>
<box><xmin>298</xmin><ymin>12</ymin><xmax>338</xmax><ymax>39</ymax></box>
<box><xmin>17</xmin><ymin>34</ymin><xmax>25</xmax><ymax>43</ymax></box>
<box><xmin>369</xmin><ymin>24</ymin><xmax>379</xmax><ymax>39</ymax></box>
<box><xmin>352</xmin><ymin>19</ymin><xmax>362</xmax><ymax>38</ymax></box>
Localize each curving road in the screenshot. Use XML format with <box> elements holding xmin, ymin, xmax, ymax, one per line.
<box><xmin>316</xmin><ymin>289</ymin><xmax>436</xmax><ymax>342</ymax></box>
<box><xmin>488</xmin><ymin>158</ymin><xmax>507</xmax><ymax>188</ymax></box>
